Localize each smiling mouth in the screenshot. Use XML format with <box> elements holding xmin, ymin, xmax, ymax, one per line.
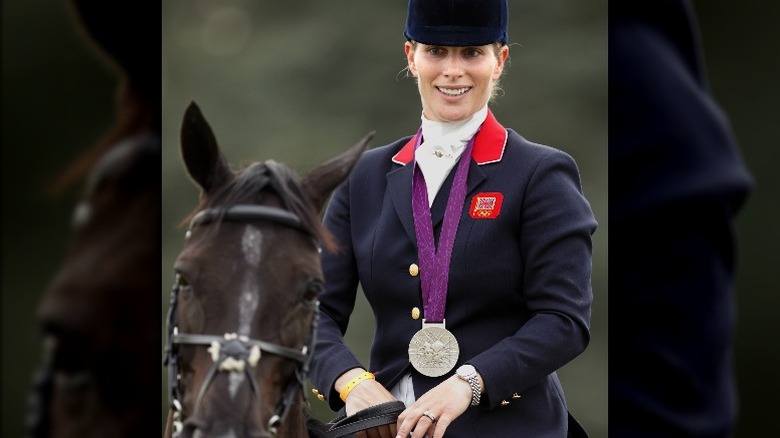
<box><xmin>437</xmin><ymin>86</ymin><xmax>471</xmax><ymax>96</ymax></box>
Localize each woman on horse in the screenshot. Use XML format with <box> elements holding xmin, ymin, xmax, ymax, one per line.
<box><xmin>309</xmin><ymin>1</ymin><xmax>597</xmax><ymax>436</ymax></box>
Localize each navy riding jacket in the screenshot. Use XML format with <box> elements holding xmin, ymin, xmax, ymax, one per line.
<box><xmin>310</xmin><ymin>111</ymin><xmax>597</xmax><ymax>437</ymax></box>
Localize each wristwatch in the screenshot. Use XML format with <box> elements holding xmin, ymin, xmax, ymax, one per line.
<box><xmin>456</xmin><ymin>364</ymin><xmax>481</xmax><ymax>407</ymax></box>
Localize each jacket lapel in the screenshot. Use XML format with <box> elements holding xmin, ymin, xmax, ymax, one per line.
<box><xmin>386</xmin><ymin>162</ymin><xmax>417</xmax><ymax>244</ymax></box>
<box><xmin>387</xmin><ymin>110</ymin><xmax>504</xmax><ymax>244</ymax></box>
<box><xmin>391</xmin><ymin>109</ymin><xmax>507</xmax><ymax>166</ymax></box>
<box><xmin>429</xmin><ymin>158</ymin><xmax>487</xmax><ymax>229</ymax></box>
<box><xmin>466</xmin><ymin>159</ymin><xmax>487</xmax><ymax>198</ymax></box>
<box><xmin>429</xmin><ymin>168</ymin><xmax>456</xmax><ymax>228</ymax></box>
<box><xmin>386</xmin><ymin>160</ymin><xmax>486</xmax><ymax>245</ymax></box>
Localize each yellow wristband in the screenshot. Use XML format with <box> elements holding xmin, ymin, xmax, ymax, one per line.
<box><xmin>339</xmin><ymin>371</ymin><xmax>375</xmax><ymax>402</ymax></box>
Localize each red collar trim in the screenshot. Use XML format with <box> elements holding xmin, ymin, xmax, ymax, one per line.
<box><xmin>391</xmin><ymin>109</ymin><xmax>507</xmax><ymax>166</ymax></box>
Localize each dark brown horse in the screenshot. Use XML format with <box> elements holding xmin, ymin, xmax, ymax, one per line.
<box><xmin>27</xmin><ymin>1</ymin><xmax>160</xmax><ymax>437</ymax></box>
<box><xmin>31</xmin><ymin>132</ymin><xmax>160</xmax><ymax>438</ymax></box>
<box><xmin>163</xmin><ymin>102</ymin><xmax>371</xmax><ymax>438</ymax></box>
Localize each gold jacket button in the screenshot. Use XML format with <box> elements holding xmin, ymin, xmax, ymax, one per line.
<box><xmin>311</xmin><ymin>388</ymin><xmax>325</xmax><ymax>402</ymax></box>
<box><xmin>500</xmin><ymin>400</ymin><xmax>510</xmax><ymax>407</ymax></box>
<box><xmin>409</xmin><ymin>263</ymin><xmax>419</xmax><ymax>277</ymax></box>
<box><xmin>512</xmin><ymin>393</ymin><xmax>522</xmax><ymax>399</ymax></box>
<box><xmin>411</xmin><ymin>307</ymin><xmax>421</xmax><ymax>320</ymax></box>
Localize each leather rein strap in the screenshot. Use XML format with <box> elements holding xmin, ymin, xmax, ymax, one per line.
<box><xmin>164</xmin><ymin>204</ymin><xmax>319</xmax><ymax>437</ymax></box>
<box><xmin>324</xmin><ymin>401</ymin><xmax>406</xmax><ymax>438</ymax></box>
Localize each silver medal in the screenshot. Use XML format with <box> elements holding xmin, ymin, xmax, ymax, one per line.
<box><xmin>408</xmin><ymin>320</ymin><xmax>459</xmax><ymax>377</ymax></box>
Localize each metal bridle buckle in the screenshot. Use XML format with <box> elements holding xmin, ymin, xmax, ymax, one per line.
<box><xmin>208</xmin><ymin>333</ymin><xmax>262</xmax><ymax>372</ymax></box>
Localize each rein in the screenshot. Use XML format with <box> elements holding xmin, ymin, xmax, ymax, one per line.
<box><xmin>164</xmin><ymin>204</ymin><xmax>319</xmax><ymax>437</ymax></box>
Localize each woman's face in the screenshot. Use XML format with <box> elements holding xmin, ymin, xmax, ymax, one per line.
<box><xmin>405</xmin><ymin>41</ymin><xmax>509</xmax><ymax>122</ymax></box>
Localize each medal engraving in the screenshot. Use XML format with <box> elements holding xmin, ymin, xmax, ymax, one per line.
<box><xmin>408</xmin><ymin>321</ymin><xmax>459</xmax><ymax>377</ymax></box>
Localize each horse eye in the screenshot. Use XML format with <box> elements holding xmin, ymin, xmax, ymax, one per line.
<box><xmin>303</xmin><ymin>278</ymin><xmax>323</xmax><ymax>302</ymax></box>
<box><xmin>175</xmin><ymin>273</ymin><xmax>189</xmax><ymax>287</ymax></box>
<box><xmin>175</xmin><ymin>273</ymin><xmax>193</xmax><ymax>297</ymax></box>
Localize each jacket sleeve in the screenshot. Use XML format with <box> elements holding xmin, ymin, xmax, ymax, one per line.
<box><xmin>309</xmin><ymin>172</ymin><xmax>366</xmax><ymax>411</ymax></box>
<box><xmin>469</xmin><ymin>148</ymin><xmax>597</xmax><ymax>409</ymax></box>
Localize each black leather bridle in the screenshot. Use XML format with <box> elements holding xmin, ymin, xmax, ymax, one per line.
<box><xmin>164</xmin><ymin>204</ymin><xmax>320</xmax><ymax>437</ymax></box>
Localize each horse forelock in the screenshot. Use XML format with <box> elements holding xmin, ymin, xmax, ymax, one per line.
<box><xmin>182</xmin><ymin>160</ymin><xmax>336</xmax><ymax>250</ymax></box>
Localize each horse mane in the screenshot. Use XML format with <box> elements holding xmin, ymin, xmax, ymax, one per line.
<box><xmin>183</xmin><ymin>160</ymin><xmax>338</xmax><ymax>252</ymax></box>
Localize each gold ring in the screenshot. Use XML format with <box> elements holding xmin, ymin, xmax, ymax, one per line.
<box><xmin>423</xmin><ymin>410</ymin><xmax>436</xmax><ymax>422</ymax></box>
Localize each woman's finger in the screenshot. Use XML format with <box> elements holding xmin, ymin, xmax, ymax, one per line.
<box><xmin>431</xmin><ymin>415</ymin><xmax>452</xmax><ymax>438</ymax></box>
<box><xmin>410</xmin><ymin>411</ymin><xmax>435</xmax><ymax>438</ymax></box>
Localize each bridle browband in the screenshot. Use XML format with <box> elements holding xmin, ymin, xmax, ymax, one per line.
<box><xmin>164</xmin><ymin>204</ymin><xmax>320</xmax><ymax>437</ymax></box>
<box><xmin>187</xmin><ymin>205</ymin><xmax>311</xmax><ymax>236</ymax></box>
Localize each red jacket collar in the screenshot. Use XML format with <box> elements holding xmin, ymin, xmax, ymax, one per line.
<box><xmin>391</xmin><ymin>109</ymin><xmax>507</xmax><ymax>165</ymax></box>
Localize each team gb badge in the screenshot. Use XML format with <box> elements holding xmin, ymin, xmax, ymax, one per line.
<box><xmin>469</xmin><ymin>192</ymin><xmax>504</xmax><ymax>219</ymax></box>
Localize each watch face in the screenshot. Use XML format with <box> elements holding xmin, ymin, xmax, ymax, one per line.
<box><xmin>458</xmin><ymin>364</ymin><xmax>475</xmax><ymax>376</ymax></box>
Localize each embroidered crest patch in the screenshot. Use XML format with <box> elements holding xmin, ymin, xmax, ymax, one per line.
<box><xmin>469</xmin><ymin>192</ymin><xmax>504</xmax><ymax>219</ymax></box>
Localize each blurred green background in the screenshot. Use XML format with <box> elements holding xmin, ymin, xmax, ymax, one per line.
<box><xmin>161</xmin><ymin>0</ymin><xmax>607</xmax><ymax>435</ymax></box>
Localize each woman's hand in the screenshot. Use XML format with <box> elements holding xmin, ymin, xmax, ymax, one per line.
<box><xmin>395</xmin><ymin>375</ymin><xmax>473</xmax><ymax>438</ymax></box>
<box><xmin>336</xmin><ymin>368</ymin><xmax>398</xmax><ymax>416</ymax></box>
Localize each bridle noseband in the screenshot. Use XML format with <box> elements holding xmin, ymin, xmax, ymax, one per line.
<box><xmin>164</xmin><ymin>204</ymin><xmax>320</xmax><ymax>437</ymax></box>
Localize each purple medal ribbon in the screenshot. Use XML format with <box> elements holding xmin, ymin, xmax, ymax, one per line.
<box><xmin>411</xmin><ymin>128</ymin><xmax>477</xmax><ymax>323</ymax></box>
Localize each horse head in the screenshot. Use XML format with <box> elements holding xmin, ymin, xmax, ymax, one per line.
<box><xmin>165</xmin><ymin>102</ymin><xmax>370</xmax><ymax>438</ymax></box>
<box><xmin>32</xmin><ymin>133</ymin><xmax>160</xmax><ymax>438</ymax></box>
<box><xmin>28</xmin><ymin>2</ymin><xmax>160</xmax><ymax>437</ymax></box>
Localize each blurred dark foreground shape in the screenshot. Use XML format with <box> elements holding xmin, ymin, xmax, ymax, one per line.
<box><xmin>609</xmin><ymin>0</ymin><xmax>753</xmax><ymax>436</ymax></box>
<box><xmin>162</xmin><ymin>102</ymin><xmax>382</xmax><ymax>437</ymax></box>
<box><xmin>26</xmin><ymin>1</ymin><xmax>161</xmax><ymax>437</ymax></box>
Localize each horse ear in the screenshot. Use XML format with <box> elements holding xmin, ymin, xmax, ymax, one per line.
<box><xmin>300</xmin><ymin>131</ymin><xmax>374</xmax><ymax>212</ymax></box>
<box><xmin>180</xmin><ymin>101</ymin><xmax>232</xmax><ymax>193</ymax></box>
